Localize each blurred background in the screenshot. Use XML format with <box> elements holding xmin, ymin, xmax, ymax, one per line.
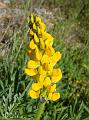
<box><xmin>0</xmin><ymin>0</ymin><xmax>89</xmax><ymax>119</ymax></box>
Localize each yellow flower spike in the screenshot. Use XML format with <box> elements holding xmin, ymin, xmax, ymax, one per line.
<box><xmin>25</xmin><ymin>14</ymin><xmax>62</xmax><ymax>101</ymax></box>
<box><xmin>44</xmin><ymin>77</ymin><xmax>51</xmax><ymax>87</ymax></box>
<box><xmin>40</xmin><ymin>38</ymin><xmax>45</xmax><ymax>49</ymax></box>
<box><xmin>47</xmin><ymin>84</ymin><xmax>56</xmax><ymax>93</ymax></box>
<box><xmin>45</xmin><ymin>46</ymin><xmax>55</xmax><ymax>57</ymax></box>
<box><xmin>28</xmin><ymin>89</ymin><xmax>39</xmax><ymax>99</ymax></box>
<box><xmin>27</xmin><ymin>60</ymin><xmax>40</xmax><ymax>69</ymax></box>
<box><xmin>30</xmin><ymin>14</ymin><xmax>34</xmax><ymax>23</ymax></box>
<box><xmin>38</xmin><ymin>66</ymin><xmax>46</xmax><ymax>76</ymax></box>
<box><xmin>51</xmin><ymin>93</ymin><xmax>60</xmax><ymax>101</ymax></box>
<box><xmin>29</xmin><ymin>40</ymin><xmax>36</xmax><ymax>49</ymax></box>
<box><xmin>51</xmin><ymin>68</ymin><xmax>62</xmax><ymax>83</ymax></box>
<box><xmin>32</xmin><ymin>83</ymin><xmax>42</xmax><ymax>91</ymax></box>
<box><xmin>33</xmin><ymin>23</ymin><xmax>37</xmax><ymax>30</ymax></box>
<box><xmin>41</xmin><ymin>54</ymin><xmax>49</xmax><ymax>64</ymax></box>
<box><xmin>35</xmin><ymin>47</ymin><xmax>42</xmax><ymax>60</ymax></box>
<box><xmin>34</xmin><ymin>33</ymin><xmax>39</xmax><ymax>43</ymax></box>
<box><xmin>25</xmin><ymin>68</ymin><xmax>37</xmax><ymax>76</ymax></box>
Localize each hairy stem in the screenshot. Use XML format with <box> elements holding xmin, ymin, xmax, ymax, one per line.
<box><xmin>35</xmin><ymin>102</ymin><xmax>45</xmax><ymax>120</ymax></box>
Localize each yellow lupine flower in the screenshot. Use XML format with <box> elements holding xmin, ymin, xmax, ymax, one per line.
<box><xmin>48</xmin><ymin>93</ymin><xmax>52</xmax><ymax>100</ymax></box>
<box><xmin>53</xmin><ymin>52</ymin><xmax>61</xmax><ymax>62</ymax></box>
<box><xmin>29</xmin><ymin>40</ymin><xmax>36</xmax><ymax>49</ymax></box>
<box><xmin>28</xmin><ymin>89</ymin><xmax>39</xmax><ymax>99</ymax></box>
<box><xmin>34</xmin><ymin>33</ymin><xmax>39</xmax><ymax>43</ymax></box>
<box><xmin>45</xmin><ymin>33</ymin><xmax>54</xmax><ymax>46</ymax></box>
<box><xmin>32</xmin><ymin>83</ymin><xmax>42</xmax><ymax>91</ymax></box>
<box><xmin>35</xmin><ymin>47</ymin><xmax>42</xmax><ymax>60</ymax></box>
<box><xmin>43</xmin><ymin>63</ymin><xmax>53</xmax><ymax>71</ymax></box>
<box><xmin>38</xmin><ymin>66</ymin><xmax>46</xmax><ymax>76</ymax></box>
<box><xmin>27</xmin><ymin>60</ymin><xmax>40</xmax><ymax>69</ymax></box>
<box><xmin>47</xmin><ymin>84</ymin><xmax>56</xmax><ymax>93</ymax></box>
<box><xmin>25</xmin><ymin>14</ymin><xmax>62</xmax><ymax>101</ymax></box>
<box><xmin>40</xmin><ymin>22</ymin><xmax>46</xmax><ymax>30</ymax></box>
<box><xmin>41</xmin><ymin>54</ymin><xmax>49</xmax><ymax>64</ymax></box>
<box><xmin>51</xmin><ymin>93</ymin><xmax>60</xmax><ymax>101</ymax></box>
<box><xmin>51</xmin><ymin>68</ymin><xmax>62</xmax><ymax>83</ymax></box>
<box><xmin>43</xmin><ymin>77</ymin><xmax>51</xmax><ymax>87</ymax></box>
<box><xmin>45</xmin><ymin>46</ymin><xmax>55</xmax><ymax>57</ymax></box>
<box><xmin>29</xmin><ymin>29</ymin><xmax>34</xmax><ymax>36</ymax></box>
<box><xmin>25</xmin><ymin>68</ymin><xmax>37</xmax><ymax>76</ymax></box>
<box><xmin>40</xmin><ymin>38</ymin><xmax>45</xmax><ymax>49</ymax></box>
<box><xmin>50</xmin><ymin>52</ymin><xmax>61</xmax><ymax>66</ymax></box>
<box><xmin>35</xmin><ymin>16</ymin><xmax>41</xmax><ymax>23</ymax></box>
<box><xmin>33</xmin><ymin>23</ymin><xmax>37</xmax><ymax>30</ymax></box>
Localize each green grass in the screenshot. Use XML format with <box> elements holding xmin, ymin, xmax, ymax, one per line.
<box><xmin>0</xmin><ymin>0</ymin><xmax>89</xmax><ymax>119</ymax></box>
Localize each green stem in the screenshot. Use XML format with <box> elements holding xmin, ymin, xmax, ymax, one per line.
<box><xmin>35</xmin><ymin>102</ymin><xmax>45</xmax><ymax>120</ymax></box>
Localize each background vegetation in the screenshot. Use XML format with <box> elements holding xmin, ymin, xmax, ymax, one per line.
<box><xmin>0</xmin><ymin>0</ymin><xmax>89</xmax><ymax>119</ymax></box>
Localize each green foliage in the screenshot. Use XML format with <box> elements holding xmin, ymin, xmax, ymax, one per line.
<box><xmin>0</xmin><ymin>0</ymin><xmax>89</xmax><ymax>119</ymax></box>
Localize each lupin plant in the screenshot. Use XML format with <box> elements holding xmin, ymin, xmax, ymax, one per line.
<box><xmin>25</xmin><ymin>14</ymin><xmax>62</xmax><ymax>120</ymax></box>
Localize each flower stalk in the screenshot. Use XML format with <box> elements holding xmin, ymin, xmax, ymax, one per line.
<box><xmin>35</xmin><ymin>102</ymin><xmax>45</xmax><ymax>120</ymax></box>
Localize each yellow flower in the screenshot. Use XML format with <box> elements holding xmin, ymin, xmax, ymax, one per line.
<box><xmin>41</xmin><ymin>54</ymin><xmax>49</xmax><ymax>64</ymax></box>
<box><xmin>47</xmin><ymin>84</ymin><xmax>56</xmax><ymax>93</ymax></box>
<box><xmin>37</xmin><ymin>75</ymin><xmax>44</xmax><ymax>87</ymax></box>
<box><xmin>29</xmin><ymin>40</ymin><xmax>36</xmax><ymax>49</ymax></box>
<box><xmin>48</xmin><ymin>93</ymin><xmax>52</xmax><ymax>100</ymax></box>
<box><xmin>40</xmin><ymin>22</ymin><xmax>46</xmax><ymax>30</ymax></box>
<box><xmin>38</xmin><ymin>66</ymin><xmax>46</xmax><ymax>76</ymax></box>
<box><xmin>50</xmin><ymin>52</ymin><xmax>61</xmax><ymax>66</ymax></box>
<box><xmin>48</xmin><ymin>92</ymin><xmax>60</xmax><ymax>101</ymax></box>
<box><xmin>27</xmin><ymin>60</ymin><xmax>40</xmax><ymax>69</ymax></box>
<box><xmin>25</xmin><ymin>68</ymin><xmax>37</xmax><ymax>76</ymax></box>
<box><xmin>43</xmin><ymin>77</ymin><xmax>51</xmax><ymax>87</ymax></box>
<box><xmin>43</xmin><ymin>63</ymin><xmax>53</xmax><ymax>71</ymax></box>
<box><xmin>29</xmin><ymin>29</ymin><xmax>34</xmax><ymax>36</ymax></box>
<box><xmin>51</xmin><ymin>68</ymin><xmax>62</xmax><ymax>83</ymax></box>
<box><xmin>45</xmin><ymin>33</ymin><xmax>54</xmax><ymax>46</ymax></box>
<box><xmin>52</xmin><ymin>93</ymin><xmax>60</xmax><ymax>101</ymax></box>
<box><xmin>32</xmin><ymin>83</ymin><xmax>42</xmax><ymax>91</ymax></box>
<box><xmin>25</xmin><ymin>14</ymin><xmax>62</xmax><ymax>101</ymax></box>
<box><xmin>45</xmin><ymin>46</ymin><xmax>55</xmax><ymax>57</ymax></box>
<box><xmin>35</xmin><ymin>16</ymin><xmax>41</xmax><ymax>23</ymax></box>
<box><xmin>35</xmin><ymin>47</ymin><xmax>42</xmax><ymax>60</ymax></box>
<box><xmin>33</xmin><ymin>23</ymin><xmax>37</xmax><ymax>30</ymax></box>
<box><xmin>40</xmin><ymin>38</ymin><xmax>45</xmax><ymax>49</ymax></box>
<box><xmin>28</xmin><ymin>89</ymin><xmax>39</xmax><ymax>99</ymax></box>
<box><xmin>34</xmin><ymin>33</ymin><xmax>39</xmax><ymax>43</ymax></box>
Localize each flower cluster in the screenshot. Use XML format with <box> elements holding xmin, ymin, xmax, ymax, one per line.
<box><xmin>25</xmin><ymin>14</ymin><xmax>62</xmax><ymax>101</ymax></box>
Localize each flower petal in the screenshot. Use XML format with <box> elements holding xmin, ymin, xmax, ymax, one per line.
<box><xmin>25</xmin><ymin>68</ymin><xmax>37</xmax><ymax>76</ymax></box>
<box><xmin>32</xmin><ymin>83</ymin><xmax>41</xmax><ymax>91</ymax></box>
<box><xmin>44</xmin><ymin>77</ymin><xmax>51</xmax><ymax>87</ymax></box>
<box><xmin>27</xmin><ymin>60</ymin><xmax>40</xmax><ymax>69</ymax></box>
<box><xmin>51</xmin><ymin>93</ymin><xmax>60</xmax><ymax>101</ymax></box>
<box><xmin>28</xmin><ymin>89</ymin><xmax>39</xmax><ymax>99</ymax></box>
